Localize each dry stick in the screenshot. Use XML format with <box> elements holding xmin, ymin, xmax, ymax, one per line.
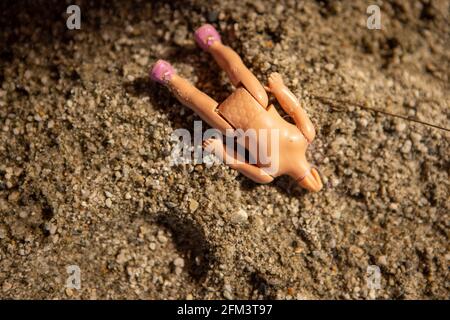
<box><xmin>310</xmin><ymin>95</ymin><xmax>450</xmax><ymax>133</ymax></box>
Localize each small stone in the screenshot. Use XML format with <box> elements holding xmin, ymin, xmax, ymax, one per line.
<box><xmin>125</xmin><ymin>192</ymin><xmax>132</xmax><ymax>200</ymax></box>
<box><xmin>275</xmin><ymin>4</ymin><xmax>284</xmax><ymax>15</ymax></box>
<box><xmin>0</xmin><ymin>227</ymin><xmax>6</xmax><ymax>239</ymax></box>
<box><xmin>294</xmin><ymin>246</ymin><xmax>303</xmax><ymax>254</ymax></box>
<box><xmin>65</xmin><ymin>288</ymin><xmax>73</xmax><ymax>297</ymax></box>
<box><xmin>8</xmin><ymin>191</ymin><xmax>20</xmax><ymax>202</ymax></box>
<box><xmin>253</xmin><ymin>2</ymin><xmax>266</xmax><ymax>14</ymax></box>
<box><xmin>19</xmin><ymin>211</ymin><xmax>28</xmax><ymax>219</ymax></box>
<box><xmin>173</xmin><ymin>26</ymin><xmax>188</xmax><ymax>46</ymax></box>
<box><xmin>24</xmin><ymin>70</ymin><xmax>32</xmax><ymax>79</ymax></box>
<box><xmin>389</xmin><ymin>203</ymin><xmax>399</xmax><ymax>211</ymax></box>
<box><xmin>410</xmin><ymin>132</ymin><xmax>422</xmax><ymax>144</ymax></box>
<box><xmin>104</xmin><ymin>191</ymin><xmax>113</xmax><ymax>198</ymax></box>
<box><xmin>350</xmin><ymin>245</ymin><xmax>364</xmax><ymax>257</ymax></box>
<box><xmin>135</xmin><ymin>55</ymin><xmax>149</xmax><ymax>67</ymax></box>
<box><xmin>173</xmin><ymin>257</ymin><xmax>184</xmax><ymax>268</ymax></box>
<box><xmin>358</xmin><ymin>118</ymin><xmax>368</xmax><ymax>127</ymax></box>
<box><xmin>165</xmin><ymin>201</ymin><xmax>177</xmax><ymax>208</ymax></box>
<box><xmin>324</xmin><ymin>63</ymin><xmax>335</xmax><ymax>71</ymax></box>
<box><xmin>49</xmin><ymin>223</ymin><xmax>57</xmax><ymax>235</ymax></box>
<box><xmin>116</xmin><ymin>249</ymin><xmax>130</xmax><ymax>264</ymax></box>
<box><xmin>47</xmin><ymin>120</ymin><xmax>55</xmax><ymax>129</ymax></box>
<box><xmin>377</xmin><ymin>255</ymin><xmax>388</xmax><ymax>266</ymax></box>
<box><xmin>2</xmin><ymin>282</ymin><xmax>12</xmax><ymax>292</ymax></box>
<box><xmin>157</xmin><ymin>234</ymin><xmax>168</xmax><ymax>244</ymax></box>
<box><xmin>252</xmin><ymin>216</ymin><xmax>264</xmax><ymax>230</ymax></box>
<box><xmin>149</xmin><ymin>242</ymin><xmax>156</xmax><ymax>250</ymax></box>
<box><xmin>230</xmin><ymin>208</ymin><xmax>248</xmax><ymax>224</ymax></box>
<box><xmin>189</xmin><ymin>199</ymin><xmax>199</xmax><ymax>212</ymax></box>
<box><xmin>223</xmin><ymin>285</ymin><xmax>233</xmax><ymax>300</ymax></box>
<box><xmin>223</xmin><ymin>290</ymin><xmax>233</xmax><ymax>300</ymax></box>
<box><xmin>105</xmin><ymin>198</ymin><xmax>112</xmax><ymax>208</ymax></box>
<box><xmin>331</xmin><ymin>210</ymin><xmax>341</xmax><ymax>219</ymax></box>
<box><xmin>401</xmin><ymin>140</ymin><xmax>412</xmax><ymax>154</ymax></box>
<box><xmin>395</xmin><ymin>122</ymin><xmax>406</xmax><ymax>132</ymax></box>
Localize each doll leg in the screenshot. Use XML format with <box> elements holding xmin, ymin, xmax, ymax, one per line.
<box><xmin>194</xmin><ymin>24</ymin><xmax>268</xmax><ymax>108</ymax></box>
<box><xmin>203</xmin><ymin>138</ymin><xmax>274</xmax><ymax>184</ymax></box>
<box><xmin>150</xmin><ymin>60</ymin><xmax>233</xmax><ymax>134</ymax></box>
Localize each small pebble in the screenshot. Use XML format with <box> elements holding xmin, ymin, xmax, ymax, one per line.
<box><xmin>49</xmin><ymin>224</ymin><xmax>57</xmax><ymax>235</ymax></box>
<box><xmin>275</xmin><ymin>4</ymin><xmax>284</xmax><ymax>15</ymax></box>
<box><xmin>401</xmin><ymin>140</ymin><xmax>412</xmax><ymax>154</ymax></box>
<box><xmin>65</xmin><ymin>288</ymin><xmax>73</xmax><ymax>297</ymax></box>
<box><xmin>253</xmin><ymin>2</ymin><xmax>266</xmax><ymax>14</ymax></box>
<box><xmin>175</xmin><ymin>267</ymin><xmax>183</xmax><ymax>275</ymax></box>
<box><xmin>230</xmin><ymin>208</ymin><xmax>248</xmax><ymax>224</ymax></box>
<box><xmin>189</xmin><ymin>199</ymin><xmax>199</xmax><ymax>212</ymax></box>
<box><xmin>19</xmin><ymin>211</ymin><xmax>28</xmax><ymax>219</ymax></box>
<box><xmin>2</xmin><ymin>282</ymin><xmax>12</xmax><ymax>292</ymax></box>
<box><xmin>116</xmin><ymin>249</ymin><xmax>130</xmax><ymax>264</ymax></box>
<box><xmin>105</xmin><ymin>198</ymin><xmax>112</xmax><ymax>208</ymax></box>
<box><xmin>223</xmin><ymin>285</ymin><xmax>233</xmax><ymax>300</ymax></box>
<box><xmin>377</xmin><ymin>255</ymin><xmax>388</xmax><ymax>266</ymax></box>
<box><xmin>174</xmin><ymin>257</ymin><xmax>185</xmax><ymax>268</ymax></box>
<box><xmin>0</xmin><ymin>228</ymin><xmax>6</xmax><ymax>239</ymax></box>
<box><xmin>324</xmin><ymin>63</ymin><xmax>335</xmax><ymax>71</ymax></box>
<box><xmin>395</xmin><ymin>122</ymin><xmax>407</xmax><ymax>132</ymax></box>
<box><xmin>8</xmin><ymin>191</ymin><xmax>20</xmax><ymax>202</ymax></box>
<box><xmin>104</xmin><ymin>191</ymin><xmax>113</xmax><ymax>198</ymax></box>
<box><xmin>157</xmin><ymin>234</ymin><xmax>168</xmax><ymax>244</ymax></box>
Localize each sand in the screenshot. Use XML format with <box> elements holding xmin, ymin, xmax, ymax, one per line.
<box><xmin>0</xmin><ymin>0</ymin><xmax>448</xmax><ymax>299</ymax></box>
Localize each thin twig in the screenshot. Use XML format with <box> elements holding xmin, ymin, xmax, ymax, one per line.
<box><xmin>310</xmin><ymin>95</ymin><xmax>450</xmax><ymax>132</ymax></box>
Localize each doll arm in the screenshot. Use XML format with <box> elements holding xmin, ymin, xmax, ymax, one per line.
<box><xmin>203</xmin><ymin>138</ymin><xmax>274</xmax><ymax>184</ymax></box>
<box><xmin>209</xmin><ymin>43</ymin><xmax>269</xmax><ymax>108</ymax></box>
<box><xmin>266</xmin><ymin>73</ymin><xmax>316</xmax><ymax>143</ymax></box>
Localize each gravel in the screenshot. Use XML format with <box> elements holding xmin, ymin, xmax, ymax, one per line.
<box><xmin>0</xmin><ymin>0</ymin><xmax>448</xmax><ymax>300</ymax></box>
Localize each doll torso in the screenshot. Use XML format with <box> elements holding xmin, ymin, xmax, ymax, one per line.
<box><xmin>217</xmin><ymin>87</ymin><xmax>310</xmax><ymax>178</ymax></box>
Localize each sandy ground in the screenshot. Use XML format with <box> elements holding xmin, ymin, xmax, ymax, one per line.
<box><xmin>0</xmin><ymin>0</ymin><xmax>448</xmax><ymax>299</ymax></box>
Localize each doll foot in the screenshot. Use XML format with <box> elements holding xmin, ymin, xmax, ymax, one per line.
<box><xmin>150</xmin><ymin>59</ymin><xmax>175</xmax><ymax>85</ymax></box>
<box><xmin>267</xmin><ymin>72</ymin><xmax>285</xmax><ymax>91</ymax></box>
<box><xmin>194</xmin><ymin>24</ymin><xmax>221</xmax><ymax>51</ymax></box>
<box><xmin>202</xmin><ymin>138</ymin><xmax>225</xmax><ymax>161</ymax></box>
<box><xmin>203</xmin><ymin>138</ymin><xmax>222</xmax><ymax>153</ymax></box>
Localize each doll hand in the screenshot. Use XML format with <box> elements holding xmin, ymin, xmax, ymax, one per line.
<box><xmin>267</xmin><ymin>72</ymin><xmax>285</xmax><ymax>92</ymax></box>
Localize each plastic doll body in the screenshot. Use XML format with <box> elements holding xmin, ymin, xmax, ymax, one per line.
<box><xmin>150</xmin><ymin>24</ymin><xmax>323</xmax><ymax>192</ymax></box>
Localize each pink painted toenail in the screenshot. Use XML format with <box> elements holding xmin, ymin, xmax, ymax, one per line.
<box><xmin>150</xmin><ymin>59</ymin><xmax>175</xmax><ymax>85</ymax></box>
<box><xmin>194</xmin><ymin>24</ymin><xmax>221</xmax><ymax>51</ymax></box>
